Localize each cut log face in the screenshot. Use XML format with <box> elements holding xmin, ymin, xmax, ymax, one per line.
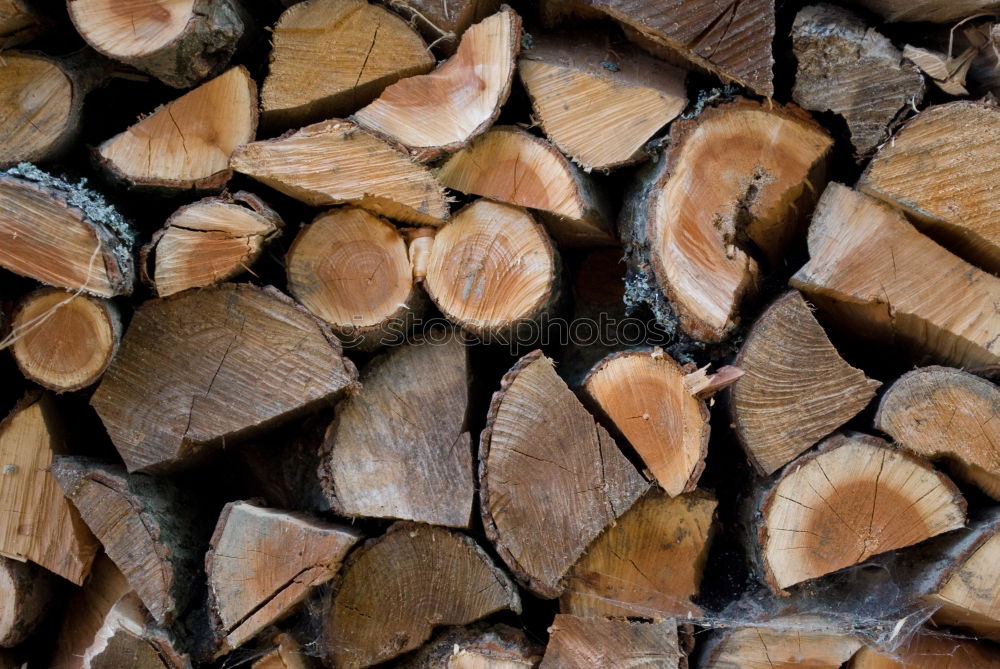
<box><xmin>698</xmin><ymin>617</ymin><xmax>862</xmax><ymax>668</ymax></box>
<box><xmin>849</xmin><ymin>631</ymin><xmax>1000</xmax><ymax>668</ymax></box>
<box><xmin>731</xmin><ymin>291</ymin><xmax>881</xmax><ymax>476</ymax></box>
<box><xmin>518</xmin><ymin>33</ymin><xmax>687</xmax><ymax>171</ymax></box>
<box><xmin>858</xmin><ymin>102</ymin><xmax>1000</xmax><ymax>273</ymax></box>
<box><xmin>326</xmin><ymin>523</ymin><xmax>521</xmax><ymax>668</ymax></box>
<box><xmin>437</xmin><ymin>126</ymin><xmax>614</xmax><ymax>246</ymax></box>
<box><xmin>90</xmin><ymin>284</ymin><xmax>359</xmax><ymax>473</ymax></box>
<box><xmin>0</xmin><ymin>52</ymin><xmax>78</xmax><ymax>166</ymax></box>
<box><xmin>853</xmin><ymin>0</ymin><xmax>1000</xmax><ymax>23</ymax></box>
<box><xmin>926</xmin><ymin>528</ymin><xmax>1000</xmax><ymax>641</ymax></box>
<box><xmin>424</xmin><ymin>200</ymin><xmax>558</xmax><ymax>339</ymax></box>
<box><xmin>540</xmin><ymin>615</ymin><xmax>683</xmax><ymax>669</ymax></box>
<box><xmin>353</xmin><ymin>6</ymin><xmax>521</xmax><ymax>161</ymax></box>
<box><xmin>261</xmin><ymin>0</ymin><xmax>434</xmax><ymax>127</ymax></box>
<box><xmin>623</xmin><ymin>100</ymin><xmax>832</xmax><ymax>342</ymax></box>
<box><xmin>388</xmin><ymin>0</ymin><xmax>501</xmax><ymax>54</ymax></box>
<box><xmin>319</xmin><ymin>332</ymin><xmax>474</xmax><ymax>527</ymax></box>
<box><xmin>0</xmin><ymin>166</ymin><xmax>134</xmax><ymax>298</ymax></box>
<box><xmin>561</xmin><ymin>488</ymin><xmax>716</xmax><ymax>619</ymax></box>
<box><xmin>791</xmin><ymin>4</ymin><xmax>925</xmax><ymax>155</ymax></box>
<box><xmin>0</xmin><ymin>556</ymin><xmax>51</xmax><ymax>648</ymax></box>
<box><xmin>230</xmin><ymin>119</ymin><xmax>450</xmax><ymax>226</ymax></box>
<box><xmin>252</xmin><ymin>634</ymin><xmax>314</xmax><ymax>669</ymax></box>
<box><xmin>82</xmin><ymin>592</ymin><xmax>189</xmax><ymax>669</ymax></box>
<box><xmin>480</xmin><ymin>350</ymin><xmax>647</xmax><ymax>598</ymax></box>
<box><xmin>396</xmin><ymin>623</ymin><xmax>544</xmax><ymax>669</ymax></box>
<box><xmin>97</xmin><ymin>66</ymin><xmax>258</xmax><ymax>190</ymax></box>
<box><xmin>0</xmin><ymin>395</ymin><xmax>98</xmax><ymax>585</ymax></box>
<box><xmin>10</xmin><ymin>288</ymin><xmax>121</xmax><ymax>393</ymax></box>
<box><xmin>790</xmin><ymin>183</ymin><xmax>1000</xmax><ymax>369</ymax></box>
<box><xmin>759</xmin><ymin>433</ymin><xmax>966</xmax><ymax>592</ymax></box>
<box><xmin>206</xmin><ymin>501</ymin><xmax>362</xmax><ymax>652</ymax></box>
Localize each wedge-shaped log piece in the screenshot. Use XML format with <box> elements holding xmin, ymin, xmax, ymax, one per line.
<box><xmin>790</xmin><ymin>184</ymin><xmax>1000</xmax><ymax>368</ymax></box>
<box><xmin>326</xmin><ymin>523</ymin><xmax>521</xmax><ymax>668</ymax></box>
<box><xmin>425</xmin><ymin>200</ymin><xmax>559</xmax><ymax>339</ymax></box>
<box><xmin>759</xmin><ymin>433</ymin><xmax>966</xmax><ymax>592</ymax></box>
<box><xmin>397</xmin><ymin>623</ymin><xmax>543</xmax><ymax>668</ymax></box>
<box><xmin>480</xmin><ymin>350</ymin><xmax>647</xmax><ymax>598</ymax></box>
<box><xmin>519</xmin><ymin>33</ymin><xmax>687</xmax><ymax>171</ymax></box>
<box><xmin>0</xmin><ymin>395</ymin><xmax>97</xmax><ymax>584</ymax></box>
<box><xmin>622</xmin><ymin>100</ymin><xmax>831</xmax><ymax>342</ymax></box>
<box><xmin>354</xmin><ymin>7</ymin><xmax>521</xmax><ymax>161</ymax></box>
<box><xmin>252</xmin><ymin>634</ymin><xmax>314</xmax><ymax>669</ymax></box>
<box><xmin>698</xmin><ymin>617</ymin><xmax>862</xmax><ymax>668</ymax></box>
<box><xmin>850</xmin><ymin>631</ymin><xmax>1000</xmax><ymax>668</ymax></box>
<box><xmin>859</xmin><ymin>102</ymin><xmax>1000</xmax><ymax>273</ymax></box>
<box><xmin>853</xmin><ymin>0</ymin><xmax>1000</xmax><ymax>23</ymax></box>
<box><xmin>389</xmin><ymin>0</ymin><xmax>501</xmax><ymax>54</ymax></box>
<box><xmin>0</xmin><ymin>165</ymin><xmax>134</xmax><ymax>297</ymax></box>
<box><xmin>541</xmin><ymin>615</ymin><xmax>683</xmax><ymax>668</ymax></box>
<box><xmin>437</xmin><ymin>126</ymin><xmax>613</xmax><ymax>246</ymax></box>
<box><xmin>230</xmin><ymin>119</ymin><xmax>449</xmax><ymax>226</ymax></box>
<box><xmin>207</xmin><ymin>501</ymin><xmax>361</xmax><ymax>652</ymax></box>
<box><xmin>0</xmin><ymin>556</ymin><xmax>51</xmax><ymax>648</ymax></box>
<box><xmin>262</xmin><ymin>0</ymin><xmax>433</xmax><ymax>127</ymax></box>
<box><xmin>732</xmin><ymin>291</ymin><xmax>880</xmax><ymax>475</ymax></box>
<box><xmin>90</xmin><ymin>284</ymin><xmax>359</xmax><ymax>473</ymax></box>
<box><xmin>562</xmin><ymin>488</ymin><xmax>715</xmax><ymax>619</ymax></box>
<box><xmin>319</xmin><ymin>331</ymin><xmax>473</xmax><ymax>527</ymax></box>
<box><xmin>98</xmin><ymin>66</ymin><xmax>257</xmax><ymax>190</ymax></box>
<box><xmin>143</xmin><ymin>192</ymin><xmax>283</xmax><ymax>297</ymax></box>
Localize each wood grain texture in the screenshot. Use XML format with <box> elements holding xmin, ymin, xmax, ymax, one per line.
<box><xmin>850</xmin><ymin>631</ymin><xmax>1000</xmax><ymax>668</ymax></box>
<box><xmin>540</xmin><ymin>615</ymin><xmax>683</xmax><ymax>668</ymax></box>
<box><xmin>0</xmin><ymin>556</ymin><xmax>51</xmax><ymax>647</ymax></box>
<box><xmin>396</xmin><ymin>623</ymin><xmax>543</xmax><ymax>668</ymax></box>
<box><xmin>926</xmin><ymin>518</ymin><xmax>1000</xmax><ymax>641</ymax></box>
<box><xmin>698</xmin><ymin>617</ymin><xmax>862</xmax><ymax>668</ymax></box>
<box><xmin>852</xmin><ymin>0</ymin><xmax>1000</xmax><ymax>23</ymax></box>
<box><xmin>387</xmin><ymin>0</ymin><xmax>501</xmax><ymax>54</ymax></box>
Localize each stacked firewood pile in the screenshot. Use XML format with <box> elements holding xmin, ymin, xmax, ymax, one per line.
<box><xmin>1</xmin><ymin>0</ymin><xmax>1000</xmax><ymax>666</ymax></box>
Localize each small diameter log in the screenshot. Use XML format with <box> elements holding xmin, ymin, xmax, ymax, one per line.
<box><xmin>697</xmin><ymin>617</ymin><xmax>862</xmax><ymax>668</ymax></box>
<box><xmin>0</xmin><ymin>556</ymin><xmax>52</xmax><ymax>647</ymax></box>
<box><xmin>790</xmin><ymin>183</ymin><xmax>1000</xmax><ymax>368</ymax></box>
<box><xmin>0</xmin><ymin>394</ymin><xmax>98</xmax><ymax>585</ymax></box>
<box><xmin>319</xmin><ymin>331</ymin><xmax>473</xmax><ymax>527</ymax></box>
<box><xmin>353</xmin><ymin>6</ymin><xmax>521</xmax><ymax>161</ymax></box>
<box><xmin>540</xmin><ymin>615</ymin><xmax>683</xmax><ymax>669</ymax></box>
<box><xmin>68</xmin><ymin>0</ymin><xmax>246</xmax><ymax>88</ymax></box>
<box><xmin>397</xmin><ymin>623</ymin><xmax>543</xmax><ymax>668</ymax></box>
<box><xmin>622</xmin><ymin>99</ymin><xmax>831</xmax><ymax>342</ymax></box>
<box><xmin>261</xmin><ymin>0</ymin><xmax>434</xmax><ymax>128</ymax></box>
<box><xmin>850</xmin><ymin>631</ymin><xmax>1000</xmax><ymax>668</ymax></box>
<box><xmin>142</xmin><ymin>192</ymin><xmax>283</xmax><ymax>297</ymax></box>
<box><xmin>0</xmin><ymin>164</ymin><xmax>134</xmax><ymax>297</ymax></box>
<box><xmin>731</xmin><ymin>291</ymin><xmax>880</xmax><ymax>476</ymax></box>
<box><xmin>387</xmin><ymin>0</ymin><xmax>501</xmax><ymax>54</ymax></box>
<box><xmin>518</xmin><ymin>33</ymin><xmax>687</xmax><ymax>171</ymax></box>
<box><xmin>852</xmin><ymin>0</ymin><xmax>1000</xmax><ymax>23</ymax></box>
<box><xmin>10</xmin><ymin>288</ymin><xmax>121</xmax><ymax>393</ymax></box>
<box><xmin>90</xmin><ymin>284</ymin><xmax>359</xmax><ymax>473</ymax></box>
<box><xmin>561</xmin><ymin>488</ymin><xmax>715</xmax><ymax>619</ymax></box>
<box><xmin>230</xmin><ymin>119</ymin><xmax>450</xmax><ymax>226</ymax></box>
<box><xmin>480</xmin><ymin>350</ymin><xmax>647</xmax><ymax>598</ymax></box>
<box><xmin>326</xmin><ymin>523</ymin><xmax>521</xmax><ymax>668</ymax></box>
<box><xmin>758</xmin><ymin>432</ymin><xmax>966</xmax><ymax>593</ymax></box>
<box><xmin>858</xmin><ymin>102</ymin><xmax>1000</xmax><ymax>273</ymax></box>
<box><xmin>437</xmin><ymin>126</ymin><xmax>614</xmax><ymax>246</ymax></box>
<box><xmin>206</xmin><ymin>501</ymin><xmax>361</xmax><ymax>653</ymax></box>
<box><xmin>253</xmin><ymin>634</ymin><xmax>314</xmax><ymax>669</ymax></box>
<box><xmin>424</xmin><ymin>200</ymin><xmax>559</xmax><ymax>340</ymax></box>
<box><xmin>791</xmin><ymin>4</ymin><xmax>925</xmax><ymax>156</ymax></box>
<box><xmin>285</xmin><ymin>207</ymin><xmax>423</xmax><ymax>351</ymax></box>
<box><xmin>97</xmin><ymin>66</ymin><xmax>257</xmax><ymax>190</ymax></box>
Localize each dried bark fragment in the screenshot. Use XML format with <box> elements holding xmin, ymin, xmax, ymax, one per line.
<box><xmin>540</xmin><ymin>615</ymin><xmax>683</xmax><ymax>668</ymax></box>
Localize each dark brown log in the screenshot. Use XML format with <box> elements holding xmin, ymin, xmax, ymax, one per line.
<box><xmin>0</xmin><ymin>0</ymin><xmax>43</xmax><ymax>48</ymax></box>
<box><xmin>540</xmin><ymin>615</ymin><xmax>684</xmax><ymax>668</ymax></box>
<box><xmin>396</xmin><ymin>623</ymin><xmax>544</xmax><ymax>668</ymax></box>
<box><xmin>697</xmin><ymin>616</ymin><xmax>862</xmax><ymax>668</ymax></box>
<box><xmin>0</xmin><ymin>555</ymin><xmax>51</xmax><ymax>647</ymax></box>
<box><xmin>387</xmin><ymin>0</ymin><xmax>501</xmax><ymax>54</ymax></box>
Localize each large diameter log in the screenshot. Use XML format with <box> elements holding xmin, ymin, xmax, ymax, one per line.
<box><xmin>697</xmin><ymin>617</ymin><xmax>862</xmax><ymax>668</ymax></box>
<box><xmin>540</xmin><ymin>615</ymin><xmax>683</xmax><ymax>668</ymax></box>
<box><xmin>0</xmin><ymin>556</ymin><xmax>51</xmax><ymax>647</ymax></box>
<box><xmin>90</xmin><ymin>284</ymin><xmax>359</xmax><ymax>473</ymax></box>
<box><xmin>397</xmin><ymin>623</ymin><xmax>543</xmax><ymax>668</ymax></box>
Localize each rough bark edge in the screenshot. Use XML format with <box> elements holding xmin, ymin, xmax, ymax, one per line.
<box><xmin>0</xmin><ymin>558</ymin><xmax>52</xmax><ymax>648</ymax></box>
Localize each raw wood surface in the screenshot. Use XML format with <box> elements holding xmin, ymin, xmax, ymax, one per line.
<box><xmin>0</xmin><ymin>0</ymin><xmax>42</xmax><ymax>48</ymax></box>
<box><xmin>396</xmin><ymin>623</ymin><xmax>543</xmax><ymax>668</ymax></box>
<box><xmin>540</xmin><ymin>615</ymin><xmax>683</xmax><ymax>668</ymax></box>
<box><xmin>0</xmin><ymin>555</ymin><xmax>51</xmax><ymax>647</ymax></box>
<box><xmin>849</xmin><ymin>631</ymin><xmax>1000</xmax><ymax>668</ymax></box>
<box><xmin>852</xmin><ymin>0</ymin><xmax>1000</xmax><ymax>23</ymax></box>
<box><xmin>51</xmin><ymin>554</ymin><xmax>130</xmax><ymax>669</ymax></box>
<box><xmin>387</xmin><ymin>0</ymin><xmax>501</xmax><ymax>54</ymax></box>
<box><xmin>698</xmin><ymin>617</ymin><xmax>862</xmax><ymax>668</ymax></box>
<box><xmin>252</xmin><ymin>634</ymin><xmax>314</xmax><ymax>669</ymax></box>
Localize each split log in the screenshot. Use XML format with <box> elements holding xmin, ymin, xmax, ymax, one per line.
<box><xmin>436</xmin><ymin>125</ymin><xmax>614</xmax><ymax>246</ymax></box>
<box><xmin>0</xmin><ymin>0</ymin><xmax>42</xmax><ymax>48</ymax></box>
<box><xmin>325</xmin><ymin>523</ymin><xmax>521</xmax><ymax>668</ymax></box>
<box><xmin>621</xmin><ymin>99</ymin><xmax>832</xmax><ymax>342</ymax></box>
<box><xmin>397</xmin><ymin>623</ymin><xmax>544</xmax><ymax>668</ymax></box>
<box><xmin>731</xmin><ymin>291</ymin><xmax>880</xmax><ymax>476</ymax></box>
<box><xmin>97</xmin><ymin>66</ymin><xmax>257</xmax><ymax>191</ymax></box>
<box><xmin>0</xmin><ymin>164</ymin><xmax>134</xmax><ymax>298</ymax></box>
<box><xmin>757</xmin><ymin>432</ymin><xmax>966</xmax><ymax>593</ymax></box>
<box><xmin>518</xmin><ymin>33</ymin><xmax>687</xmax><ymax>171</ymax></box>
<box><xmin>858</xmin><ymin>102</ymin><xmax>1000</xmax><ymax>273</ymax></box>
<box><xmin>0</xmin><ymin>394</ymin><xmax>98</xmax><ymax>584</ymax></box>
<box><xmin>0</xmin><ymin>556</ymin><xmax>51</xmax><ymax>647</ymax></box>
<box><xmin>142</xmin><ymin>192</ymin><xmax>283</xmax><ymax>297</ymax></box>
<box><xmin>424</xmin><ymin>200</ymin><xmax>559</xmax><ymax>340</ymax></box>
<box><xmin>789</xmin><ymin>183</ymin><xmax>1000</xmax><ymax>368</ymax></box>
<box><xmin>261</xmin><ymin>0</ymin><xmax>434</xmax><ymax>128</ymax></box>
<box><xmin>902</xmin><ymin>38</ymin><xmax>981</xmax><ymax>96</ymax></box>
<box><xmin>540</xmin><ymin>615</ymin><xmax>683</xmax><ymax>668</ymax></box>
<box><xmin>850</xmin><ymin>631</ymin><xmax>1000</xmax><ymax>668</ymax></box>
<box><xmin>52</xmin><ymin>457</ymin><xmax>204</xmax><ymax>625</ymax></box>
<box><xmin>318</xmin><ymin>331</ymin><xmax>474</xmax><ymax>527</ymax></box>
<box><xmin>90</xmin><ymin>283</ymin><xmax>359</xmax><ymax>473</ymax></box>
<box><xmin>230</xmin><ymin>119</ymin><xmax>450</xmax><ymax>226</ymax></box>
<box><xmin>67</xmin><ymin>0</ymin><xmax>246</xmax><ymax>88</ymax></box>
<box><xmin>580</xmin><ymin>349</ymin><xmax>709</xmax><ymax>495</ymax></box>
<box><xmin>480</xmin><ymin>350</ymin><xmax>647</xmax><ymax>598</ymax></box>
<box><xmin>353</xmin><ymin>6</ymin><xmax>520</xmax><ymax>161</ymax></box>
<box><xmin>285</xmin><ymin>207</ymin><xmax>423</xmax><ymax>351</ymax></box>
<box><xmin>697</xmin><ymin>617</ymin><xmax>862</xmax><ymax>668</ymax></box>
<box><xmin>791</xmin><ymin>4</ymin><xmax>925</xmax><ymax>156</ymax></box>
<box><xmin>206</xmin><ymin>501</ymin><xmax>361</xmax><ymax>653</ymax></box>
<box><xmin>387</xmin><ymin>0</ymin><xmax>501</xmax><ymax>54</ymax></box>
<box><xmin>561</xmin><ymin>488</ymin><xmax>716</xmax><ymax>619</ymax></box>
<box><xmin>252</xmin><ymin>634</ymin><xmax>314</xmax><ymax>669</ymax></box>
<box><xmin>852</xmin><ymin>0</ymin><xmax>1000</xmax><ymax>23</ymax></box>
